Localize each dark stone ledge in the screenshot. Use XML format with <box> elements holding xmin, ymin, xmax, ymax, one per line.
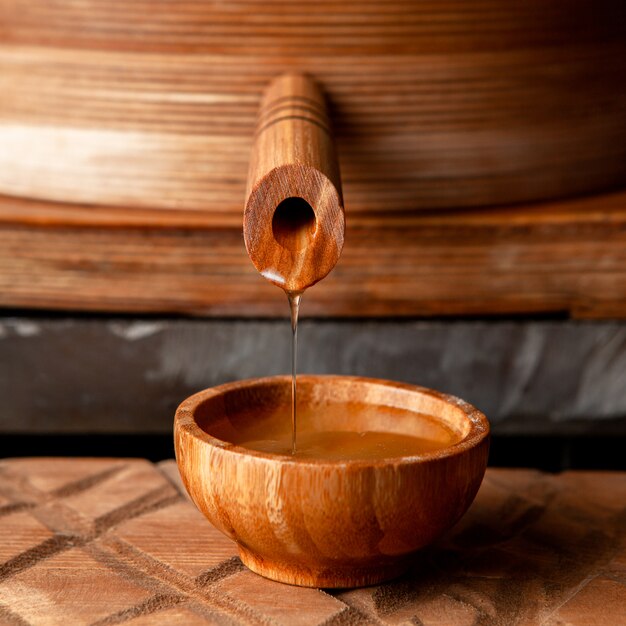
<box><xmin>1</xmin><ymin>317</ymin><xmax>625</xmax><ymax>435</ymax></box>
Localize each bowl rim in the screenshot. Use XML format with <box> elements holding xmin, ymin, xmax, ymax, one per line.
<box><xmin>174</xmin><ymin>374</ymin><xmax>490</xmax><ymax>467</ymax></box>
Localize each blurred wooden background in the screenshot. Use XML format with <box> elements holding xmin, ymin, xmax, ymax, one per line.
<box><xmin>0</xmin><ymin>0</ymin><xmax>625</xmax><ymax>317</ymax></box>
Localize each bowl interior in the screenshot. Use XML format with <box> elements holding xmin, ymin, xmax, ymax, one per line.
<box><xmin>191</xmin><ymin>376</ymin><xmax>480</xmax><ymax>460</ymax></box>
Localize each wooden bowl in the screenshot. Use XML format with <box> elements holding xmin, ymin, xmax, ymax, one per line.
<box><xmin>174</xmin><ymin>375</ymin><xmax>489</xmax><ymax>588</ymax></box>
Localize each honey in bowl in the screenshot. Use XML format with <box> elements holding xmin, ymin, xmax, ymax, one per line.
<box><xmin>206</xmin><ymin>401</ymin><xmax>462</xmax><ymax>461</ymax></box>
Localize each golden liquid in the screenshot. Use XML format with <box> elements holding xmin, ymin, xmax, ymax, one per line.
<box><xmin>287</xmin><ymin>291</ymin><xmax>301</xmax><ymax>455</ymax></box>
<box><xmin>212</xmin><ymin>403</ymin><xmax>461</xmax><ymax>461</ymax></box>
<box><xmin>239</xmin><ymin>429</ymin><xmax>455</xmax><ymax>460</ymax></box>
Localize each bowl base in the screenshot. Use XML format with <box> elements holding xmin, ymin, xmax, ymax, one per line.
<box><xmin>238</xmin><ymin>546</ymin><xmax>409</xmax><ymax>588</ymax></box>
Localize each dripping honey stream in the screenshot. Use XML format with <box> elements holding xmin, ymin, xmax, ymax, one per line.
<box><xmin>240</xmin><ymin>73</ymin><xmax>460</xmax><ymax>458</ymax></box>
<box><xmin>175</xmin><ymin>70</ymin><xmax>490</xmax><ymax>588</ymax></box>
<box><xmin>243</xmin><ymin>72</ymin><xmax>345</xmax><ymax>455</ymax></box>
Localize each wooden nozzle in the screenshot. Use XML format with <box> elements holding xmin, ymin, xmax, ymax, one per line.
<box><xmin>243</xmin><ymin>73</ymin><xmax>345</xmax><ymax>293</ymax></box>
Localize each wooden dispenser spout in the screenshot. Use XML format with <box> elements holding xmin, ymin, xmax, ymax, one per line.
<box><xmin>243</xmin><ymin>73</ymin><xmax>345</xmax><ymax>293</ymax></box>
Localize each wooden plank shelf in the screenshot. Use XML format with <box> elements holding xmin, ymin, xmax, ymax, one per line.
<box><xmin>0</xmin><ymin>458</ymin><xmax>624</xmax><ymax>624</ymax></box>
<box><xmin>0</xmin><ymin>191</ymin><xmax>625</xmax><ymax>318</ymax></box>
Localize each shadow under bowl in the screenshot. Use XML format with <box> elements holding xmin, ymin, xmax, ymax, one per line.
<box><xmin>174</xmin><ymin>375</ymin><xmax>489</xmax><ymax>588</ymax></box>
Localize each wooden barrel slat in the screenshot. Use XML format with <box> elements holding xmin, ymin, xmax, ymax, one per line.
<box><xmin>0</xmin><ymin>0</ymin><xmax>624</xmax><ymax>315</ymax></box>
<box><xmin>0</xmin><ymin>0</ymin><xmax>624</xmax><ymax>213</ymax></box>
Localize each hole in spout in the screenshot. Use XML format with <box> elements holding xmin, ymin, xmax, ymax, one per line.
<box><xmin>272</xmin><ymin>197</ymin><xmax>316</xmax><ymax>252</ymax></box>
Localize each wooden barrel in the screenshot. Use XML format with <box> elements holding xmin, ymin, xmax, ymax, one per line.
<box><xmin>1</xmin><ymin>1</ymin><xmax>625</xmax><ymax>318</ymax></box>
<box><xmin>1</xmin><ymin>0</ymin><xmax>624</xmax><ymax>218</ymax></box>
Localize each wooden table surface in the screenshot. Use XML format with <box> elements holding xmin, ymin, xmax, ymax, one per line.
<box><xmin>0</xmin><ymin>458</ymin><xmax>624</xmax><ymax>625</ymax></box>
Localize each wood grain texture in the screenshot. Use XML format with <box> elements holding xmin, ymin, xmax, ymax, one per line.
<box><xmin>1</xmin><ymin>191</ymin><xmax>625</xmax><ymax>317</ymax></box>
<box><xmin>175</xmin><ymin>376</ymin><xmax>489</xmax><ymax>587</ymax></box>
<box><xmin>0</xmin><ymin>0</ymin><xmax>625</xmax><ymax>316</ymax></box>
<box><xmin>244</xmin><ymin>73</ymin><xmax>344</xmax><ymax>292</ymax></box>
<box><xmin>0</xmin><ymin>458</ymin><xmax>624</xmax><ymax>624</ymax></box>
<box><xmin>0</xmin><ymin>1</ymin><xmax>624</xmax><ymax>216</ymax></box>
